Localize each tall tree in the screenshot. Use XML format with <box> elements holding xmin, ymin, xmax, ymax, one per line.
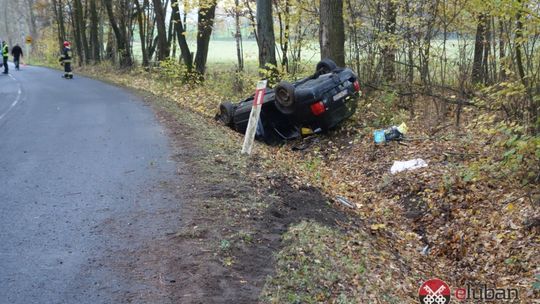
<box><xmin>194</xmin><ymin>0</ymin><xmax>217</xmax><ymax>75</ymax></box>
<box><xmin>89</xmin><ymin>0</ymin><xmax>101</xmax><ymax>62</ymax></box>
<box><xmin>319</xmin><ymin>0</ymin><xmax>345</xmax><ymax>67</ymax></box>
<box><xmin>152</xmin><ymin>0</ymin><xmax>170</xmax><ymax>61</ymax></box>
<box><xmin>472</xmin><ymin>13</ymin><xmax>487</xmax><ymax>83</ymax></box>
<box><xmin>382</xmin><ymin>0</ymin><xmax>396</xmax><ymax>82</ymax></box>
<box><xmin>275</xmin><ymin>0</ymin><xmax>290</xmax><ymax>72</ymax></box>
<box><xmin>52</xmin><ymin>0</ymin><xmax>67</xmax><ymax>50</ymax></box>
<box><xmin>103</xmin><ymin>0</ymin><xmax>133</xmax><ymax>67</ymax></box>
<box><xmin>134</xmin><ymin>0</ymin><xmax>149</xmax><ymax>66</ymax></box>
<box><xmin>70</xmin><ymin>0</ymin><xmax>85</xmax><ymax>65</ymax></box>
<box><xmin>498</xmin><ymin>19</ymin><xmax>506</xmax><ymax>80</ymax></box>
<box><xmin>514</xmin><ymin>0</ymin><xmax>538</xmax><ymax>133</ymax></box>
<box><xmin>171</xmin><ymin>0</ymin><xmax>193</xmax><ymax>71</ymax></box>
<box><xmin>256</xmin><ymin>0</ymin><xmax>277</xmax><ymax>70</ymax></box>
<box><xmin>73</xmin><ymin>0</ymin><xmax>90</xmax><ymax>64</ymax></box>
<box><xmin>234</xmin><ymin>0</ymin><xmax>244</xmax><ymax>72</ymax></box>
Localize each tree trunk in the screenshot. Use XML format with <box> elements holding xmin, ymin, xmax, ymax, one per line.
<box><xmin>103</xmin><ymin>0</ymin><xmax>132</xmax><ymax>67</ymax></box>
<box><xmin>152</xmin><ymin>0</ymin><xmax>170</xmax><ymax>61</ymax></box>
<box><xmin>145</xmin><ymin>0</ymin><xmax>157</xmax><ymax>60</ymax></box>
<box><xmin>276</xmin><ymin>0</ymin><xmax>290</xmax><ymax>72</ymax></box>
<box><xmin>194</xmin><ymin>0</ymin><xmax>217</xmax><ymax>76</ymax></box>
<box><xmin>170</xmin><ymin>17</ymin><xmax>177</xmax><ymax>59</ymax></box>
<box><xmin>134</xmin><ymin>0</ymin><xmax>149</xmax><ymax>66</ymax></box>
<box><xmin>171</xmin><ymin>0</ymin><xmax>193</xmax><ymax>71</ymax></box>
<box><xmin>514</xmin><ymin>3</ymin><xmax>537</xmax><ymax>133</ymax></box>
<box><xmin>472</xmin><ymin>13</ymin><xmax>487</xmax><ymax>84</ymax></box>
<box><xmin>70</xmin><ymin>0</ymin><xmax>84</xmax><ymax>65</ymax></box>
<box><xmin>75</xmin><ymin>0</ymin><xmax>90</xmax><ymax>64</ymax></box>
<box><xmin>481</xmin><ymin>18</ymin><xmax>491</xmax><ymax>83</ymax></box>
<box><xmin>490</xmin><ymin>17</ymin><xmax>497</xmax><ymax>81</ymax></box>
<box><xmin>89</xmin><ymin>0</ymin><xmax>100</xmax><ymax>62</ymax></box>
<box><xmin>167</xmin><ymin>4</ymin><xmax>175</xmax><ymax>47</ymax></box>
<box><xmin>498</xmin><ymin>19</ymin><xmax>506</xmax><ymax>80</ymax></box>
<box><xmin>234</xmin><ymin>0</ymin><xmax>244</xmax><ymax>72</ymax></box>
<box><xmin>514</xmin><ymin>13</ymin><xmax>526</xmax><ymax>84</ymax></box>
<box><xmin>382</xmin><ymin>0</ymin><xmax>396</xmax><ymax>82</ymax></box>
<box><xmin>319</xmin><ymin>0</ymin><xmax>345</xmax><ymax>67</ymax></box>
<box><xmin>105</xmin><ymin>30</ymin><xmax>114</xmax><ymax>62</ymax></box>
<box><xmin>52</xmin><ymin>0</ymin><xmax>66</xmax><ymax>50</ymax></box>
<box><xmin>256</xmin><ymin>0</ymin><xmax>277</xmax><ymax>70</ymax></box>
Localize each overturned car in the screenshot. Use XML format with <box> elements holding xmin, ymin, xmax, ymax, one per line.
<box><xmin>217</xmin><ymin>59</ymin><xmax>361</xmax><ymax>144</ymax></box>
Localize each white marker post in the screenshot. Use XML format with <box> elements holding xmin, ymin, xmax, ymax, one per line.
<box><xmin>241</xmin><ymin>80</ymin><xmax>267</xmax><ymax>155</ymax></box>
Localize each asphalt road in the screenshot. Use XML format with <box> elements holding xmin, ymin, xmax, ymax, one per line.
<box><xmin>0</xmin><ymin>63</ymin><xmax>181</xmax><ymax>303</ymax></box>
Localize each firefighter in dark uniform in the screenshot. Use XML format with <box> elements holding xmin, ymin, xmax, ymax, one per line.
<box><xmin>59</xmin><ymin>41</ymin><xmax>73</xmax><ymax>79</ymax></box>
<box><xmin>2</xmin><ymin>41</ymin><xmax>8</xmax><ymax>74</ymax></box>
<box><xmin>11</xmin><ymin>44</ymin><xmax>23</xmax><ymax>71</ymax></box>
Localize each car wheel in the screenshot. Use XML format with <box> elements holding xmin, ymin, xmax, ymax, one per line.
<box><xmin>218</xmin><ymin>101</ymin><xmax>235</xmax><ymax>126</ymax></box>
<box><xmin>316</xmin><ymin>58</ymin><xmax>338</xmax><ymax>74</ymax></box>
<box><xmin>274</xmin><ymin>81</ymin><xmax>296</xmax><ymax>114</ymax></box>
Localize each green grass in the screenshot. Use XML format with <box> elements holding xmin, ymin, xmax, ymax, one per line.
<box><xmin>132</xmin><ymin>39</ymin><xmax>321</xmax><ymax>65</ymax></box>
<box><xmin>261</xmin><ymin>221</ymin><xmax>367</xmax><ymax>304</ymax></box>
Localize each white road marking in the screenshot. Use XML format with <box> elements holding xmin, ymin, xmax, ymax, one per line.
<box><xmin>0</xmin><ymin>74</ymin><xmax>22</xmax><ymax>121</ymax></box>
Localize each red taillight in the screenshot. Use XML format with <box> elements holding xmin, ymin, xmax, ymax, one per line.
<box><xmin>310</xmin><ymin>101</ymin><xmax>326</xmax><ymax>116</ymax></box>
<box><xmin>353</xmin><ymin>80</ymin><xmax>360</xmax><ymax>92</ymax></box>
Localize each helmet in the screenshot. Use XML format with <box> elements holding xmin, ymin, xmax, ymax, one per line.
<box><xmin>63</xmin><ymin>41</ymin><xmax>70</xmax><ymax>47</ymax></box>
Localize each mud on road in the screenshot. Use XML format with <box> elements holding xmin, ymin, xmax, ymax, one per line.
<box><xmin>105</xmin><ymin>92</ymin><xmax>353</xmax><ymax>303</ymax></box>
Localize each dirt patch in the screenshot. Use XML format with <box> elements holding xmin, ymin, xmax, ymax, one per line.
<box><xmin>264</xmin><ymin>178</ymin><xmax>350</xmax><ymax>228</ymax></box>
<box><xmin>102</xmin><ymin>91</ymin><xmax>354</xmax><ymax>303</ymax></box>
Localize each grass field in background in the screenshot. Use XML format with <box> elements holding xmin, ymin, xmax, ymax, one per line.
<box><xmin>132</xmin><ymin>38</ymin><xmax>471</xmax><ymax>74</ymax></box>
<box><xmin>133</xmin><ymin>39</ymin><xmax>321</xmax><ymax>65</ymax></box>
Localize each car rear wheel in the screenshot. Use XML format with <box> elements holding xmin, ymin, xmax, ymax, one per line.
<box><xmin>316</xmin><ymin>58</ymin><xmax>338</xmax><ymax>74</ymax></box>
<box><xmin>218</xmin><ymin>101</ymin><xmax>235</xmax><ymax>126</ymax></box>
<box><xmin>274</xmin><ymin>81</ymin><xmax>296</xmax><ymax>114</ymax></box>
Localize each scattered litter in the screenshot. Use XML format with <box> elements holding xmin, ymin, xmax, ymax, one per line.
<box><xmin>63</xmin><ymin>192</ymin><xmax>82</xmax><ymax>197</ymax></box>
<box><xmin>300</xmin><ymin>127</ymin><xmax>321</xmax><ymax>136</ymax></box>
<box><xmin>421</xmin><ymin>245</ymin><xmax>430</xmax><ymax>255</ymax></box>
<box><xmin>336</xmin><ymin>196</ymin><xmax>355</xmax><ymax>208</ymax></box>
<box><xmin>291</xmin><ymin>136</ymin><xmax>319</xmax><ymax>151</ymax></box>
<box><xmin>370</xmin><ymin>223</ymin><xmax>386</xmax><ymax>230</ymax></box>
<box><xmin>373</xmin><ymin>122</ymin><xmax>408</xmax><ymax>143</ymax></box>
<box><xmin>390</xmin><ymin>158</ymin><xmax>428</xmax><ymax>174</ymax></box>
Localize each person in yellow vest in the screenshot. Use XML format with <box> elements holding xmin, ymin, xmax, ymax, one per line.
<box><xmin>58</xmin><ymin>41</ymin><xmax>73</xmax><ymax>79</ymax></box>
<box><xmin>2</xmin><ymin>41</ymin><xmax>8</xmax><ymax>74</ymax></box>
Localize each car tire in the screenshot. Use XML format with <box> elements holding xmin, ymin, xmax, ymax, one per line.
<box><xmin>218</xmin><ymin>101</ymin><xmax>235</xmax><ymax>126</ymax></box>
<box><xmin>316</xmin><ymin>58</ymin><xmax>338</xmax><ymax>74</ymax></box>
<box><xmin>274</xmin><ymin>81</ymin><xmax>296</xmax><ymax>115</ymax></box>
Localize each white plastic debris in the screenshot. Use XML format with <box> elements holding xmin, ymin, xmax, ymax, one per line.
<box><xmin>390</xmin><ymin>158</ymin><xmax>428</xmax><ymax>174</ymax></box>
<box><xmin>336</xmin><ymin>196</ymin><xmax>355</xmax><ymax>208</ymax></box>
